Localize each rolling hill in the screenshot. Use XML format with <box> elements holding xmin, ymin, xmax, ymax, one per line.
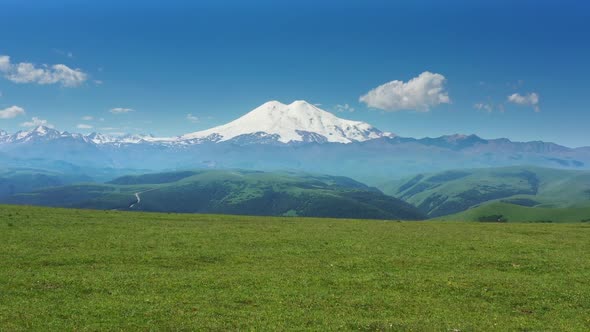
<box><xmin>380</xmin><ymin>166</ymin><xmax>590</xmax><ymax>221</ymax></box>
<box><xmin>436</xmin><ymin>202</ymin><xmax>590</xmax><ymax>223</ymax></box>
<box><xmin>0</xmin><ymin>168</ymin><xmax>92</xmax><ymax>198</ymax></box>
<box><xmin>3</xmin><ymin>169</ymin><xmax>425</xmax><ymax>220</ymax></box>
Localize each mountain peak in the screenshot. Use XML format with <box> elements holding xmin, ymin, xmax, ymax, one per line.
<box><xmin>182</xmin><ymin>100</ymin><xmax>390</xmax><ymax>144</ymax></box>
<box><xmin>31</xmin><ymin>125</ymin><xmax>53</xmax><ymax>134</ymax></box>
<box><xmin>289</xmin><ymin>100</ymin><xmax>314</xmax><ymax>106</ymax></box>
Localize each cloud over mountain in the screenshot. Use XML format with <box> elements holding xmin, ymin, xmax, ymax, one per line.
<box><xmin>359</xmin><ymin>71</ymin><xmax>450</xmax><ymax>112</ymax></box>
<box><xmin>508</xmin><ymin>92</ymin><xmax>540</xmax><ymax>112</ymax></box>
<box><xmin>0</xmin><ymin>55</ymin><xmax>87</xmax><ymax>87</ymax></box>
<box><xmin>21</xmin><ymin>117</ymin><xmax>54</xmax><ymax>128</ymax></box>
<box><xmin>0</xmin><ymin>106</ymin><xmax>26</xmax><ymax>119</ymax></box>
<box><xmin>186</xmin><ymin>113</ymin><xmax>199</xmax><ymax>123</ymax></box>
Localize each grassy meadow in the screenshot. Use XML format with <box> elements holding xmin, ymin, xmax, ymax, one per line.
<box><xmin>1</xmin><ymin>204</ymin><xmax>589</xmax><ymax>330</ymax></box>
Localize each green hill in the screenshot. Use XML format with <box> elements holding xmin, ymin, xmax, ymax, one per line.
<box><xmin>436</xmin><ymin>202</ymin><xmax>590</xmax><ymax>223</ymax></box>
<box><xmin>1</xmin><ymin>205</ymin><xmax>589</xmax><ymax>330</ymax></box>
<box><xmin>4</xmin><ymin>169</ymin><xmax>425</xmax><ymax>220</ymax></box>
<box><xmin>380</xmin><ymin>166</ymin><xmax>590</xmax><ymax>220</ymax></box>
<box><xmin>0</xmin><ymin>168</ymin><xmax>92</xmax><ymax>198</ymax></box>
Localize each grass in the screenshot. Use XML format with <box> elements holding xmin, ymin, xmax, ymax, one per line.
<box><xmin>1</xmin><ymin>205</ymin><xmax>590</xmax><ymax>330</ymax></box>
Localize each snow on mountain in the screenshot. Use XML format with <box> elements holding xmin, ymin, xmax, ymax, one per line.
<box><xmin>112</xmin><ymin>133</ymin><xmax>178</xmax><ymax>145</ymax></box>
<box><xmin>86</xmin><ymin>132</ymin><xmax>119</xmax><ymax>144</ymax></box>
<box><xmin>0</xmin><ymin>101</ymin><xmax>396</xmax><ymax>146</ymax></box>
<box><xmin>6</xmin><ymin>126</ymin><xmax>63</xmax><ymax>143</ymax></box>
<box><xmin>0</xmin><ymin>126</ymin><xmax>175</xmax><ymax>146</ymax></box>
<box><xmin>181</xmin><ymin>100</ymin><xmax>395</xmax><ymax>144</ymax></box>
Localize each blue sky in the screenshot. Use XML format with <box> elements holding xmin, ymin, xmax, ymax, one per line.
<box><xmin>0</xmin><ymin>0</ymin><xmax>589</xmax><ymax>146</ymax></box>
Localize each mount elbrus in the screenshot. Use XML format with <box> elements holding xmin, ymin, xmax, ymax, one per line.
<box><xmin>0</xmin><ymin>100</ymin><xmax>588</xmax><ymax>180</ymax></box>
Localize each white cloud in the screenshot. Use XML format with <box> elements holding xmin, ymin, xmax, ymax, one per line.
<box><xmin>110</xmin><ymin>107</ymin><xmax>134</xmax><ymax>114</ymax></box>
<box><xmin>359</xmin><ymin>71</ymin><xmax>451</xmax><ymax>111</ymax></box>
<box><xmin>21</xmin><ymin>117</ymin><xmax>54</xmax><ymax>128</ymax></box>
<box><xmin>186</xmin><ymin>113</ymin><xmax>199</xmax><ymax>123</ymax></box>
<box><xmin>0</xmin><ymin>55</ymin><xmax>87</xmax><ymax>87</ymax></box>
<box><xmin>82</xmin><ymin>115</ymin><xmax>94</xmax><ymax>121</ymax></box>
<box><xmin>474</xmin><ymin>102</ymin><xmax>493</xmax><ymax>113</ymax></box>
<box><xmin>507</xmin><ymin>92</ymin><xmax>540</xmax><ymax>112</ymax></box>
<box><xmin>77</xmin><ymin>123</ymin><xmax>93</xmax><ymax>129</ymax></box>
<box><xmin>334</xmin><ymin>104</ymin><xmax>355</xmax><ymax>113</ymax></box>
<box><xmin>0</xmin><ymin>56</ymin><xmax>10</xmax><ymax>72</ymax></box>
<box><xmin>0</xmin><ymin>105</ymin><xmax>26</xmax><ymax>119</ymax></box>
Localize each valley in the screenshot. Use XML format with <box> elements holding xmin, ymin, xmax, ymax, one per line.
<box><xmin>1</xmin><ymin>165</ymin><xmax>589</xmax><ymax>223</ymax></box>
<box><xmin>2</xmin><ymin>169</ymin><xmax>425</xmax><ymax>220</ymax></box>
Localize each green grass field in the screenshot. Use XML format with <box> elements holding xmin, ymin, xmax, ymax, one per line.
<box><xmin>1</xmin><ymin>205</ymin><xmax>590</xmax><ymax>330</ymax></box>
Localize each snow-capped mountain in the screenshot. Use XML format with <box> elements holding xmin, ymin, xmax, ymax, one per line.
<box><xmin>0</xmin><ymin>126</ymin><xmax>174</xmax><ymax>146</ymax></box>
<box><xmin>0</xmin><ymin>100</ymin><xmax>395</xmax><ymax>146</ymax></box>
<box><xmin>4</xmin><ymin>126</ymin><xmax>63</xmax><ymax>143</ymax></box>
<box><xmin>181</xmin><ymin>100</ymin><xmax>395</xmax><ymax>144</ymax></box>
<box><xmin>86</xmin><ymin>132</ymin><xmax>119</xmax><ymax>144</ymax></box>
<box><xmin>2</xmin><ymin>100</ymin><xmax>392</xmax><ymax>146</ymax></box>
<box><xmin>0</xmin><ymin>101</ymin><xmax>585</xmax><ymax>157</ymax></box>
<box><xmin>0</xmin><ymin>99</ymin><xmax>589</xmax><ymax>179</ymax></box>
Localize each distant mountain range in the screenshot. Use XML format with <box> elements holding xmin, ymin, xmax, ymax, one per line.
<box><xmin>0</xmin><ymin>100</ymin><xmax>394</xmax><ymax>146</ymax></box>
<box><xmin>1</xmin><ymin>100</ymin><xmax>589</xmax><ymax>181</ymax></box>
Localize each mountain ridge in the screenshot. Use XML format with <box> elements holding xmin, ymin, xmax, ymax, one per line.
<box><xmin>1</xmin><ymin>100</ymin><xmax>586</xmax><ymax>149</ymax></box>
<box><xmin>1</xmin><ymin>100</ymin><xmax>589</xmax><ymax>179</ymax></box>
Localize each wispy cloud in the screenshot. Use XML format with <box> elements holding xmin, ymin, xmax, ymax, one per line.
<box><xmin>21</xmin><ymin>117</ymin><xmax>54</xmax><ymax>128</ymax></box>
<box><xmin>508</xmin><ymin>92</ymin><xmax>540</xmax><ymax>112</ymax></box>
<box><xmin>474</xmin><ymin>102</ymin><xmax>494</xmax><ymax>113</ymax></box>
<box><xmin>82</xmin><ymin>115</ymin><xmax>94</xmax><ymax>121</ymax></box>
<box><xmin>360</xmin><ymin>71</ymin><xmax>450</xmax><ymax>112</ymax></box>
<box><xmin>0</xmin><ymin>105</ymin><xmax>26</xmax><ymax>119</ymax></box>
<box><xmin>334</xmin><ymin>104</ymin><xmax>355</xmax><ymax>113</ymax></box>
<box><xmin>53</xmin><ymin>49</ymin><xmax>74</xmax><ymax>58</ymax></box>
<box><xmin>186</xmin><ymin>113</ymin><xmax>199</xmax><ymax>123</ymax></box>
<box><xmin>77</xmin><ymin>123</ymin><xmax>93</xmax><ymax>129</ymax></box>
<box><xmin>109</xmin><ymin>107</ymin><xmax>134</xmax><ymax>114</ymax></box>
<box><xmin>0</xmin><ymin>55</ymin><xmax>87</xmax><ymax>87</ymax></box>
